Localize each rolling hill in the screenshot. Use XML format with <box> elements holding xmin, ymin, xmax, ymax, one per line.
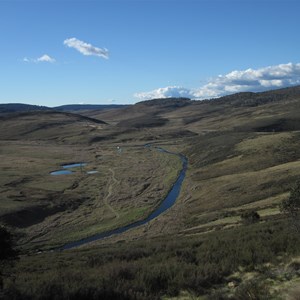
<box><xmin>0</xmin><ymin>110</ymin><xmax>107</xmax><ymax>142</ymax></box>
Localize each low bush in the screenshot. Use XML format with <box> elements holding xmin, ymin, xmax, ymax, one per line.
<box><xmin>4</xmin><ymin>219</ymin><xmax>300</xmax><ymax>299</ymax></box>
<box><xmin>241</xmin><ymin>210</ymin><xmax>260</xmax><ymax>225</ymax></box>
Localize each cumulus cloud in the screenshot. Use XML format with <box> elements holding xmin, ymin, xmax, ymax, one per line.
<box><xmin>36</xmin><ymin>54</ymin><xmax>56</xmax><ymax>63</ymax></box>
<box><xmin>64</xmin><ymin>37</ymin><xmax>109</xmax><ymax>59</ymax></box>
<box><xmin>135</xmin><ymin>86</ymin><xmax>197</xmax><ymax>100</ymax></box>
<box><xmin>134</xmin><ymin>62</ymin><xmax>300</xmax><ymax>101</ymax></box>
<box><xmin>23</xmin><ymin>54</ymin><xmax>56</xmax><ymax>63</ymax></box>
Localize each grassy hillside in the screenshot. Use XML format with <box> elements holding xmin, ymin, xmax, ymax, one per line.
<box><xmin>0</xmin><ymin>110</ymin><xmax>106</xmax><ymax>142</ymax></box>
<box><xmin>2</xmin><ymin>86</ymin><xmax>300</xmax><ymax>299</ymax></box>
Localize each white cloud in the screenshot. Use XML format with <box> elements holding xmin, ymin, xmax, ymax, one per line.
<box><xmin>22</xmin><ymin>54</ymin><xmax>56</xmax><ymax>63</ymax></box>
<box><xmin>135</xmin><ymin>86</ymin><xmax>196</xmax><ymax>100</ymax></box>
<box><xmin>64</xmin><ymin>37</ymin><xmax>109</xmax><ymax>59</ymax></box>
<box><xmin>36</xmin><ymin>54</ymin><xmax>56</xmax><ymax>63</ymax></box>
<box><xmin>134</xmin><ymin>62</ymin><xmax>300</xmax><ymax>101</ymax></box>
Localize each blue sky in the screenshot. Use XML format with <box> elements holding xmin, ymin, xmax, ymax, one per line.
<box><xmin>1</xmin><ymin>0</ymin><xmax>300</xmax><ymax>106</ymax></box>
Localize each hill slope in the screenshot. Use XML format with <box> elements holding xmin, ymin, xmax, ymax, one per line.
<box><xmin>0</xmin><ymin>110</ymin><xmax>107</xmax><ymax>142</ymax></box>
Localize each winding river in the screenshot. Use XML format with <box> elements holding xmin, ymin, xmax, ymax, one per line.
<box><xmin>60</xmin><ymin>145</ymin><xmax>188</xmax><ymax>250</ymax></box>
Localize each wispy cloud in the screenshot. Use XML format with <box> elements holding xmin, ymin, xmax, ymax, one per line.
<box><xmin>63</xmin><ymin>37</ymin><xmax>109</xmax><ymax>59</ymax></box>
<box><xmin>23</xmin><ymin>54</ymin><xmax>56</xmax><ymax>63</ymax></box>
<box><xmin>134</xmin><ymin>62</ymin><xmax>300</xmax><ymax>101</ymax></box>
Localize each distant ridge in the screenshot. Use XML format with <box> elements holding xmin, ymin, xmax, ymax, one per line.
<box><xmin>2</xmin><ymin>85</ymin><xmax>300</xmax><ymax>115</ymax></box>
<box><xmin>202</xmin><ymin>85</ymin><xmax>300</xmax><ymax>107</ymax></box>
<box><xmin>0</xmin><ymin>103</ymin><xmax>50</xmax><ymax>114</ymax></box>
<box><xmin>0</xmin><ymin>103</ymin><xmax>129</xmax><ymax>114</ymax></box>
<box><xmin>134</xmin><ymin>85</ymin><xmax>300</xmax><ymax>107</ymax></box>
<box><xmin>136</xmin><ymin>97</ymin><xmax>191</xmax><ymax>107</ymax></box>
<box><xmin>54</xmin><ymin>104</ymin><xmax>129</xmax><ymax>112</ymax></box>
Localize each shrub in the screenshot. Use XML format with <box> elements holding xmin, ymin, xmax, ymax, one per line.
<box><xmin>233</xmin><ymin>279</ymin><xmax>271</xmax><ymax>300</ymax></box>
<box><xmin>0</xmin><ymin>226</ymin><xmax>18</xmax><ymax>261</ymax></box>
<box><xmin>241</xmin><ymin>211</ymin><xmax>260</xmax><ymax>225</ymax></box>
<box><xmin>281</xmin><ymin>181</ymin><xmax>300</xmax><ymax>231</ymax></box>
<box><xmin>0</xmin><ymin>225</ymin><xmax>18</xmax><ymax>291</ymax></box>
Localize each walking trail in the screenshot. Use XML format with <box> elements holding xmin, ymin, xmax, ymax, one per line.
<box><xmin>103</xmin><ymin>168</ymin><xmax>120</xmax><ymax>219</ymax></box>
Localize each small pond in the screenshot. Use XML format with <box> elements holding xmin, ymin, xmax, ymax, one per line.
<box><xmin>50</xmin><ymin>170</ymin><xmax>73</xmax><ymax>176</ymax></box>
<box><xmin>50</xmin><ymin>162</ymin><xmax>97</xmax><ymax>176</ymax></box>
<box><xmin>87</xmin><ymin>171</ymin><xmax>99</xmax><ymax>174</ymax></box>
